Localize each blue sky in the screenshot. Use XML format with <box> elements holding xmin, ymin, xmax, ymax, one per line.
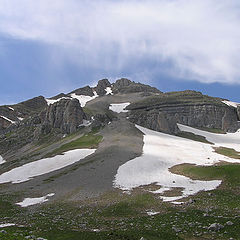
<box><xmin>0</xmin><ymin>0</ymin><xmax>240</xmax><ymax>105</ymax></box>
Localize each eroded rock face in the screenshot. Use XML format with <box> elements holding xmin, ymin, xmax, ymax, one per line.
<box><xmin>128</xmin><ymin>91</ymin><xmax>240</xmax><ymax>134</ymax></box>
<box><xmin>41</xmin><ymin>98</ymin><xmax>85</xmax><ymax>134</ymax></box>
<box><xmin>129</xmin><ymin>109</ymin><xmax>179</xmax><ymax>134</ymax></box>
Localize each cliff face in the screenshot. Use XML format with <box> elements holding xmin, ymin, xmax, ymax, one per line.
<box><xmin>128</xmin><ymin>91</ymin><xmax>240</xmax><ymax>134</ymax></box>
<box><xmin>41</xmin><ymin>98</ymin><xmax>85</xmax><ymax>134</ymax></box>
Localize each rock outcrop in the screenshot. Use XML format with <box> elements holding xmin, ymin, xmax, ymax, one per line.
<box><xmin>17</xmin><ymin>96</ymin><xmax>48</xmax><ymax>113</ymax></box>
<box><xmin>70</xmin><ymin>86</ymin><xmax>94</xmax><ymax>96</ymax></box>
<box><xmin>0</xmin><ymin>96</ymin><xmax>47</xmax><ymax>131</ymax></box>
<box><xmin>113</xmin><ymin>78</ymin><xmax>161</xmax><ymax>94</ymax></box>
<box><xmin>128</xmin><ymin>91</ymin><xmax>240</xmax><ymax>134</ymax></box>
<box><xmin>129</xmin><ymin>109</ymin><xmax>179</xmax><ymax>134</ymax></box>
<box><xmin>41</xmin><ymin>98</ymin><xmax>85</xmax><ymax>134</ymax></box>
<box><xmin>95</xmin><ymin>79</ymin><xmax>111</xmax><ymax>96</ymax></box>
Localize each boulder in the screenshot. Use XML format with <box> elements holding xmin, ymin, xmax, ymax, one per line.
<box><xmin>208</xmin><ymin>223</ymin><xmax>224</xmax><ymax>231</ymax></box>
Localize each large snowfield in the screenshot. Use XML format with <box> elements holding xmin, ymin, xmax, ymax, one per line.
<box><xmin>0</xmin><ymin>149</ymin><xmax>95</xmax><ymax>184</ymax></box>
<box><xmin>114</xmin><ymin>125</ymin><xmax>240</xmax><ymax>203</ymax></box>
<box><xmin>109</xmin><ymin>102</ymin><xmax>130</xmax><ymax>113</ymax></box>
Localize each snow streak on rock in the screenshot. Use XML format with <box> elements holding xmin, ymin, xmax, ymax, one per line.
<box><xmin>0</xmin><ymin>115</ymin><xmax>16</xmax><ymax>124</ymax></box>
<box><xmin>0</xmin><ymin>155</ymin><xmax>5</xmax><ymax>165</ymax></box>
<box><xmin>222</xmin><ymin>100</ymin><xmax>240</xmax><ymax>108</ymax></box>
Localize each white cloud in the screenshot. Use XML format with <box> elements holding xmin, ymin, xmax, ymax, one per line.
<box><xmin>0</xmin><ymin>0</ymin><xmax>240</xmax><ymax>84</ymax></box>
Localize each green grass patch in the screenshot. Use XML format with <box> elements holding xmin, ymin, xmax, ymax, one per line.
<box><xmin>101</xmin><ymin>201</ymin><xmax>138</xmax><ymax>217</ymax></box>
<box><xmin>171</xmin><ymin>163</ymin><xmax>240</xmax><ymax>187</ymax></box>
<box><xmin>45</xmin><ymin>132</ymin><xmax>102</xmax><ymax>157</ymax></box>
<box><xmin>215</xmin><ymin>147</ymin><xmax>240</xmax><ymax>159</ymax></box>
<box><xmin>197</xmin><ymin>126</ymin><xmax>226</xmax><ymax>134</ymax></box>
<box><xmin>176</xmin><ymin>131</ymin><xmax>213</xmax><ymax>144</ymax></box>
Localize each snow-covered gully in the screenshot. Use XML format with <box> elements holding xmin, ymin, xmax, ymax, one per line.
<box><xmin>114</xmin><ymin>125</ymin><xmax>240</xmax><ymax>203</ymax></box>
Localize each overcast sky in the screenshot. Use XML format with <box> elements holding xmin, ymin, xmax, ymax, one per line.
<box><xmin>0</xmin><ymin>0</ymin><xmax>240</xmax><ymax>104</ymax></box>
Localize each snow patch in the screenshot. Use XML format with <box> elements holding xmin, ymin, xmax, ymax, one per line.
<box><xmin>0</xmin><ymin>155</ymin><xmax>6</xmax><ymax>165</ymax></box>
<box><xmin>222</xmin><ymin>100</ymin><xmax>240</xmax><ymax>108</ymax></box>
<box><xmin>45</xmin><ymin>97</ymin><xmax>71</xmax><ymax>106</ymax></box>
<box><xmin>178</xmin><ymin>124</ymin><xmax>240</xmax><ymax>152</ymax></box>
<box><xmin>17</xmin><ymin>117</ymin><xmax>24</xmax><ymax>121</ymax></box>
<box><xmin>0</xmin><ymin>115</ymin><xmax>16</xmax><ymax>124</ymax></box>
<box><xmin>109</xmin><ymin>102</ymin><xmax>130</xmax><ymax>113</ymax></box>
<box><xmin>114</xmin><ymin>125</ymin><xmax>240</xmax><ymax>202</ymax></box>
<box><xmin>0</xmin><ymin>223</ymin><xmax>16</xmax><ymax>228</ymax></box>
<box><xmin>171</xmin><ymin>201</ymin><xmax>184</xmax><ymax>205</ymax></box>
<box><xmin>105</xmin><ymin>87</ymin><xmax>113</xmax><ymax>95</ymax></box>
<box><xmin>146</xmin><ymin>211</ymin><xmax>159</xmax><ymax>216</ymax></box>
<box><xmin>8</xmin><ymin>107</ymin><xmax>14</xmax><ymax>111</ymax></box>
<box><xmin>46</xmin><ymin>91</ymin><xmax>98</xmax><ymax>107</ymax></box>
<box><xmin>16</xmin><ymin>193</ymin><xmax>55</xmax><ymax>207</ymax></box>
<box><xmin>71</xmin><ymin>91</ymin><xmax>98</xmax><ymax>107</ymax></box>
<box><xmin>0</xmin><ymin>149</ymin><xmax>96</xmax><ymax>184</ymax></box>
<box><xmin>79</xmin><ymin>120</ymin><xmax>91</xmax><ymax>127</ymax></box>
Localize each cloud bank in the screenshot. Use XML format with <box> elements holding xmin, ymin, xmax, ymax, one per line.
<box><xmin>0</xmin><ymin>0</ymin><xmax>240</xmax><ymax>84</ymax></box>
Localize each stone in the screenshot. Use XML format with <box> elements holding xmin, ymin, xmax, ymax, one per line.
<box><xmin>187</xmin><ymin>198</ymin><xmax>195</xmax><ymax>204</ymax></box>
<box><xmin>172</xmin><ymin>226</ymin><xmax>181</xmax><ymax>233</ymax></box>
<box><xmin>226</xmin><ymin>221</ymin><xmax>234</xmax><ymax>226</ymax></box>
<box><xmin>208</xmin><ymin>223</ymin><xmax>224</xmax><ymax>231</ymax></box>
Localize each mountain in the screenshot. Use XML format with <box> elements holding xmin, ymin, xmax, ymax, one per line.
<box><xmin>0</xmin><ymin>78</ymin><xmax>240</xmax><ymax>240</ymax></box>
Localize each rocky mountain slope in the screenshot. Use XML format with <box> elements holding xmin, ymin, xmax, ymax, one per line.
<box><xmin>0</xmin><ymin>78</ymin><xmax>240</xmax><ymax>240</ymax></box>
